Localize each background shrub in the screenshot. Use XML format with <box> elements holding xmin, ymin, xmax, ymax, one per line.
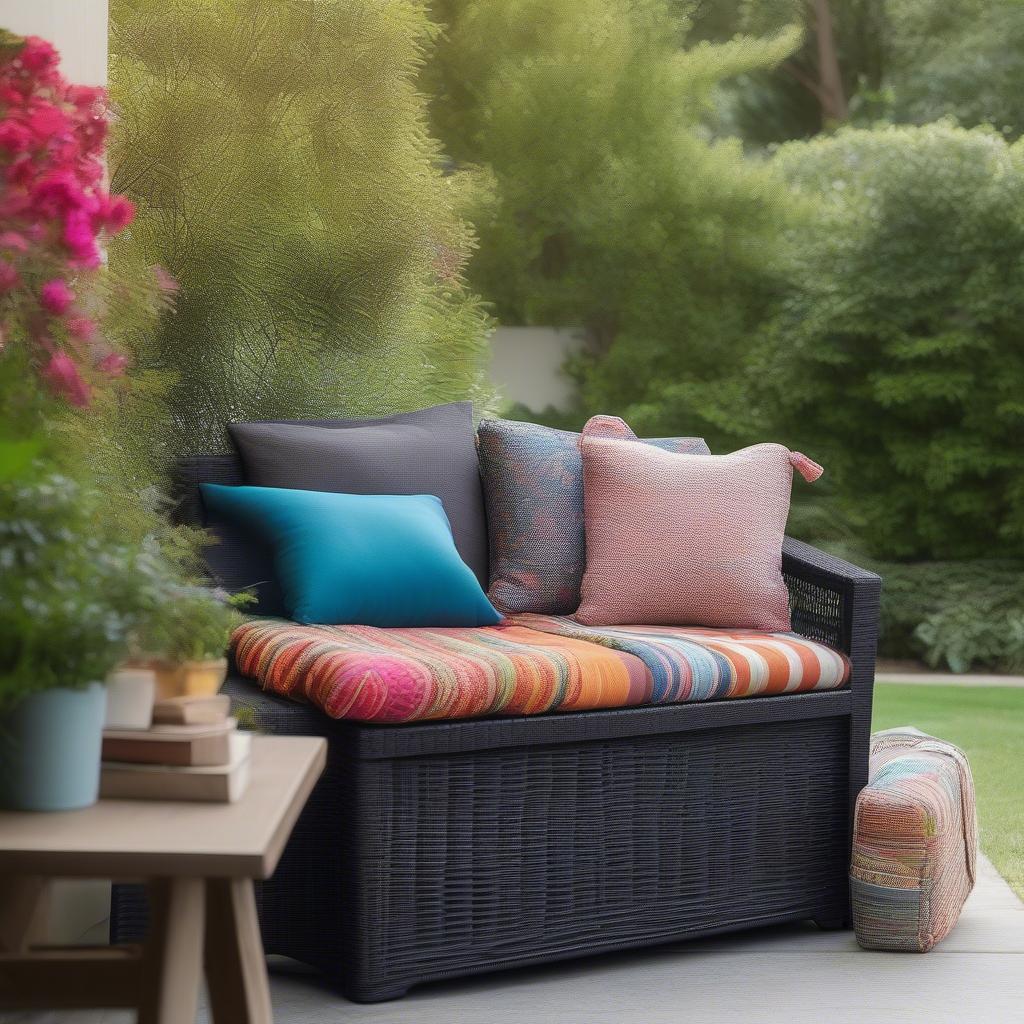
<box><xmin>878</xmin><ymin>561</ymin><xmax>1024</xmax><ymax>674</ymax></box>
<box><xmin>752</xmin><ymin>123</ymin><xmax>1024</xmax><ymax>562</ymax></box>
<box><xmin>885</xmin><ymin>0</ymin><xmax>1024</xmax><ymax>138</ymax></box>
<box><xmin>109</xmin><ymin>0</ymin><xmax>493</xmax><ymax>456</ymax></box>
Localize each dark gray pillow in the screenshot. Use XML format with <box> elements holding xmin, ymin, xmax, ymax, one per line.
<box><xmin>227</xmin><ymin>402</ymin><xmax>488</xmax><ymax>584</ymax></box>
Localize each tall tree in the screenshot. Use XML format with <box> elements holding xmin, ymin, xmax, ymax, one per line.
<box><xmin>810</xmin><ymin>0</ymin><xmax>846</xmax><ymax>122</ymax></box>
<box><xmin>692</xmin><ymin>0</ymin><xmax>888</xmax><ymax>144</ymax></box>
<box><xmin>426</xmin><ymin>0</ymin><xmax>797</xmax><ymax>433</ymax></box>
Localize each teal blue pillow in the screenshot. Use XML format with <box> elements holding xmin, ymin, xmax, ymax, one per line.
<box><xmin>200</xmin><ymin>484</ymin><xmax>501</xmax><ymax>628</ymax></box>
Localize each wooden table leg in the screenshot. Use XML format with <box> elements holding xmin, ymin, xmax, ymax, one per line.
<box><xmin>0</xmin><ymin>875</ymin><xmax>49</xmax><ymax>953</ymax></box>
<box><xmin>204</xmin><ymin>878</ymin><xmax>272</xmax><ymax>1024</ymax></box>
<box><xmin>138</xmin><ymin>877</ymin><xmax>205</xmax><ymax>1024</ymax></box>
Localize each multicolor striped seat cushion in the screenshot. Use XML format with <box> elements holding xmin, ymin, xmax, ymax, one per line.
<box><xmin>230</xmin><ymin>615</ymin><xmax>850</xmax><ymax>724</ymax></box>
<box><xmin>851</xmin><ymin>729</ymin><xmax>977</xmax><ymax>952</ymax></box>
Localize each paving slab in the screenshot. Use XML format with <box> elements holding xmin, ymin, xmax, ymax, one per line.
<box><xmin>8</xmin><ymin>855</ymin><xmax>1021</xmax><ymax>1024</ymax></box>
<box><xmin>876</xmin><ymin>672</ymin><xmax>1024</xmax><ymax>687</ymax></box>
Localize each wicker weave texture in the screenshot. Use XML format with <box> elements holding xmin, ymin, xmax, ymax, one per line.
<box><xmin>234</xmin><ymin>715</ymin><xmax>852</xmax><ymax>1000</ymax></box>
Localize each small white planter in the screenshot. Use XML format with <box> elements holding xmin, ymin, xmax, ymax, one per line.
<box><xmin>104</xmin><ymin>666</ymin><xmax>157</xmax><ymax>730</ymax></box>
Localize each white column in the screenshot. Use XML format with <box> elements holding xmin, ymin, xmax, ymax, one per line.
<box><xmin>0</xmin><ymin>0</ymin><xmax>108</xmax><ymax>85</ymax></box>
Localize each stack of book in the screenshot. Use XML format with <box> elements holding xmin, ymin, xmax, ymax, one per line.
<box><xmin>100</xmin><ymin>694</ymin><xmax>251</xmax><ymax>803</ymax></box>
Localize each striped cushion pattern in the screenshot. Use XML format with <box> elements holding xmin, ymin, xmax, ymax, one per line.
<box><xmin>852</xmin><ymin>729</ymin><xmax>977</xmax><ymax>952</ymax></box>
<box><xmin>230</xmin><ymin>617</ymin><xmax>850</xmax><ymax>724</ymax></box>
<box><xmin>509</xmin><ymin>615</ymin><xmax>850</xmax><ymax>702</ymax></box>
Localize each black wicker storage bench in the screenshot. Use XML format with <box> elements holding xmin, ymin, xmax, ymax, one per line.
<box><xmin>112</xmin><ymin>456</ymin><xmax>880</xmax><ymax>1002</ymax></box>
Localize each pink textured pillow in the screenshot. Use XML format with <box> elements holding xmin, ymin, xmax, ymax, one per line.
<box><xmin>574</xmin><ymin>418</ymin><xmax>822</xmax><ymax>630</ymax></box>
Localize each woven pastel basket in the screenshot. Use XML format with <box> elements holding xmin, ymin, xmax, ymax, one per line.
<box><xmin>851</xmin><ymin>728</ymin><xmax>977</xmax><ymax>952</ymax></box>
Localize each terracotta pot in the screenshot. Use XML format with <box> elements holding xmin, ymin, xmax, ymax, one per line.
<box><xmin>149</xmin><ymin>657</ymin><xmax>228</xmax><ymax>701</ymax></box>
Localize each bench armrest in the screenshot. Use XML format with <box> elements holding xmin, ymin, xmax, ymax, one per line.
<box><xmin>783</xmin><ymin>536</ymin><xmax>880</xmax><ymax>816</ymax></box>
<box><xmin>782</xmin><ymin>536</ymin><xmax>881</xmax><ymax>663</ymax></box>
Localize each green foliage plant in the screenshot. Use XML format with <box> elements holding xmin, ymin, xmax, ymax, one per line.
<box><xmin>0</xmin><ymin>462</ymin><xmax>251</xmax><ymax>710</ymax></box>
<box><xmin>136</xmin><ymin>580</ymin><xmax>253</xmax><ymax>664</ymax></box>
<box><xmin>886</xmin><ymin>0</ymin><xmax>1024</xmax><ymax>139</ymax></box>
<box><xmin>0</xmin><ymin>471</ymin><xmax>149</xmax><ymax>710</ymax></box>
<box><xmin>878</xmin><ymin>560</ymin><xmax>1024</xmax><ymax>674</ymax></box>
<box><xmin>752</xmin><ymin>122</ymin><xmax>1024</xmax><ymax>561</ymax></box>
<box><xmin>425</xmin><ymin>0</ymin><xmax>798</xmax><ymax>438</ymax></box>
<box><xmin>109</xmin><ymin>0</ymin><xmax>494</xmax><ymax>457</ymax></box>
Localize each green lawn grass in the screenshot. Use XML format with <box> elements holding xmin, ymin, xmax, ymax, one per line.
<box><xmin>872</xmin><ymin>683</ymin><xmax>1024</xmax><ymax>899</ymax></box>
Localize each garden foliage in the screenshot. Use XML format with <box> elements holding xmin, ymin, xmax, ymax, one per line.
<box><xmin>109</xmin><ymin>0</ymin><xmax>493</xmax><ymax>455</ymax></box>
<box><xmin>423</xmin><ymin>4</ymin><xmax>1024</xmax><ymax>670</ymax></box>
<box><xmin>695</xmin><ymin>1</ymin><xmax>1024</xmax><ymax>147</ymax></box>
<box><xmin>878</xmin><ymin>561</ymin><xmax>1024</xmax><ymax>674</ymax></box>
<box><xmin>756</xmin><ymin>123</ymin><xmax>1024</xmax><ymax>562</ymax></box>
<box><xmin>885</xmin><ymin>0</ymin><xmax>1024</xmax><ymax>138</ymax></box>
<box><xmin>0</xmin><ymin>472</ymin><xmax>145</xmax><ymax>706</ymax></box>
<box><xmin>426</xmin><ymin>0</ymin><xmax>797</xmax><ymax>438</ymax></box>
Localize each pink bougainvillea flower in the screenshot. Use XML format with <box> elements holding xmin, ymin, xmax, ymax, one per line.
<box><xmin>19</xmin><ymin>37</ymin><xmax>60</xmax><ymax>76</ymax></box>
<box><xmin>66</xmin><ymin>315</ymin><xmax>96</xmax><ymax>342</ymax></box>
<box><xmin>80</xmin><ymin>157</ymin><xmax>104</xmax><ymax>185</ymax></box>
<box><xmin>40</xmin><ymin>278</ymin><xmax>74</xmax><ymax>315</ymax></box>
<box><xmin>41</xmin><ymin>349</ymin><xmax>90</xmax><ymax>406</ymax></box>
<box><xmin>26</xmin><ymin>102</ymin><xmax>67</xmax><ymax>142</ymax></box>
<box><xmin>31</xmin><ymin>170</ymin><xmax>89</xmax><ymax>217</ymax></box>
<box><xmin>0</xmin><ymin>231</ymin><xmax>28</xmax><ymax>252</ymax></box>
<box><xmin>5</xmin><ymin>156</ymin><xmax>34</xmax><ymax>187</ymax></box>
<box><xmin>77</xmin><ymin>113</ymin><xmax>108</xmax><ymax>155</ymax></box>
<box><xmin>0</xmin><ymin>119</ymin><xmax>31</xmax><ymax>153</ymax></box>
<box><xmin>96</xmin><ymin>193</ymin><xmax>135</xmax><ymax>234</ymax></box>
<box><xmin>97</xmin><ymin>351</ymin><xmax>128</xmax><ymax>376</ymax></box>
<box><xmin>66</xmin><ymin>84</ymin><xmax>104</xmax><ymax>110</ymax></box>
<box><xmin>63</xmin><ymin>210</ymin><xmax>100</xmax><ymax>267</ymax></box>
<box><xmin>0</xmin><ymin>261</ymin><xmax>20</xmax><ymax>293</ymax></box>
<box><xmin>0</xmin><ymin>33</ymin><xmax>137</xmax><ymax>402</ymax></box>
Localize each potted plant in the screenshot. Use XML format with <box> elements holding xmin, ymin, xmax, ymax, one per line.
<box><xmin>0</xmin><ymin>32</ymin><xmax>175</xmax><ymax>804</ymax></box>
<box><xmin>135</xmin><ymin>580</ymin><xmax>251</xmax><ymax>700</ymax></box>
<box><xmin>0</xmin><ymin>471</ymin><xmax>148</xmax><ymax>810</ymax></box>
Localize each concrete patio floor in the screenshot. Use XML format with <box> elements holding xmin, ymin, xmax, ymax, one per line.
<box><xmin>9</xmin><ymin>853</ymin><xmax>1023</xmax><ymax>1024</ymax></box>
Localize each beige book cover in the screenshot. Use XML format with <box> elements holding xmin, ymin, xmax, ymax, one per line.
<box><xmin>100</xmin><ymin>732</ymin><xmax>252</xmax><ymax>803</ymax></box>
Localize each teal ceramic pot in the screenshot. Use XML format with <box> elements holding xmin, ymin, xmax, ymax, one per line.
<box><xmin>0</xmin><ymin>682</ymin><xmax>107</xmax><ymax>811</ymax></box>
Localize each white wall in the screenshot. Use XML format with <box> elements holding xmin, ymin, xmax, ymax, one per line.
<box><xmin>488</xmin><ymin>325</ymin><xmax>584</xmax><ymax>412</ymax></box>
<box><xmin>0</xmin><ymin>0</ymin><xmax>108</xmax><ymax>85</ymax></box>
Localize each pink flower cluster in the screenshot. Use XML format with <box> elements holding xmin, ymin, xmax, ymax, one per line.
<box><xmin>0</xmin><ymin>35</ymin><xmax>135</xmax><ymax>406</ymax></box>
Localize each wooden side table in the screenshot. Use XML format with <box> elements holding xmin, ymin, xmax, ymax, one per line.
<box><xmin>0</xmin><ymin>734</ymin><xmax>326</xmax><ymax>1023</ymax></box>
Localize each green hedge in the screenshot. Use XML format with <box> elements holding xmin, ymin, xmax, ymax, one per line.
<box><xmin>754</xmin><ymin>123</ymin><xmax>1024</xmax><ymax>562</ymax></box>
<box><xmin>877</xmin><ymin>560</ymin><xmax>1024</xmax><ymax>674</ymax></box>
